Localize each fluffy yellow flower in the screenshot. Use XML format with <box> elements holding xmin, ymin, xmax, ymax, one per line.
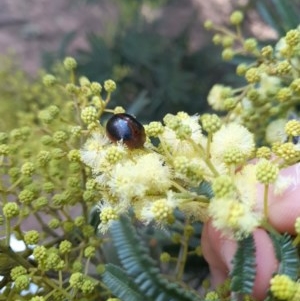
<box><xmin>161</xmin><ymin>114</ymin><xmax>204</xmax><ymax>156</ymax></box>
<box><xmin>210</xmin><ymin>123</ymin><xmax>255</xmax><ymax>163</ymax></box>
<box><xmin>209</xmin><ymin>164</ymin><xmax>262</xmax><ymax>239</ymax></box>
<box><xmin>209</xmin><ymin>197</ymin><xmax>261</xmax><ymax>239</ymax></box>
<box><xmin>265</xmin><ymin>119</ymin><xmax>287</xmax><ymax>144</ymax></box>
<box><xmin>80</xmin><ymin>132</ymin><xmax>110</xmax><ymax>172</ymax></box>
<box><xmin>207</xmin><ymin>84</ymin><xmax>231</xmax><ymax>111</ymax></box>
<box><xmin>234</xmin><ymin>164</ymin><xmax>257</xmax><ymax>207</ymax></box>
<box><xmin>140</xmin><ymin>191</ymin><xmax>178</xmax><ymax>226</ymax></box>
<box><xmin>106</xmin><ymin>153</ymin><xmax>171</xmax><ymax>202</ymax></box>
<box><xmin>97</xmin><ymin>201</ymin><xmax>128</xmax><ymax>233</ymax></box>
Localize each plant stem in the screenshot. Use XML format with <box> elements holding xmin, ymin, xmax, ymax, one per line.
<box><xmin>175</xmin><ymin>222</ymin><xmax>190</xmax><ymax>281</ymax></box>
<box><xmin>263</xmin><ymin>184</ymin><xmax>269</xmax><ymax>221</ymax></box>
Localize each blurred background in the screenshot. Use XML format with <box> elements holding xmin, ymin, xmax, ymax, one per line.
<box><xmin>0</xmin><ymin>0</ymin><xmax>299</xmax><ymax>123</ymax></box>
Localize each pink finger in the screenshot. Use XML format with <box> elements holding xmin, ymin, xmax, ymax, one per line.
<box><xmin>202</xmin><ymin>222</ymin><xmax>278</xmax><ymax>300</ymax></box>
<box><xmin>261</xmin><ymin>163</ymin><xmax>300</xmax><ymax>234</ymax></box>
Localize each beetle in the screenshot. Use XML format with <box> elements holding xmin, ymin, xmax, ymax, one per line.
<box><xmin>106</xmin><ymin>113</ymin><xmax>146</xmax><ymax>149</ymax></box>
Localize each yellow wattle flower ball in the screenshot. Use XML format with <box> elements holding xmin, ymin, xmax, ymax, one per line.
<box><xmin>270</xmin><ymin>274</ymin><xmax>296</xmax><ymax>300</ymax></box>
<box><xmin>255</xmin><ymin>159</ymin><xmax>279</xmax><ymax>184</ymax></box>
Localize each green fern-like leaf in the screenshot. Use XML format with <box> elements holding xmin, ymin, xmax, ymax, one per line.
<box><xmin>192</xmin><ymin>181</ymin><xmax>214</xmax><ymax>199</ymax></box>
<box><xmin>106</xmin><ymin>215</ymin><xmax>203</xmax><ymax>301</ymax></box>
<box><xmin>230</xmin><ymin>234</ymin><xmax>256</xmax><ymax>294</ymax></box>
<box><xmin>102</xmin><ymin>264</ymin><xmax>150</xmax><ymax>301</ymax></box>
<box><xmin>269</xmin><ymin>233</ymin><xmax>299</xmax><ymax>280</ymax></box>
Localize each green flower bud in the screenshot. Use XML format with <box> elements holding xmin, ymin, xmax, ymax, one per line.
<box><xmin>276</xmin><ymin>87</ymin><xmax>293</xmax><ymax>103</ymax></box>
<box><xmin>79</xmin><ymin>76</ymin><xmax>90</xmax><ymax>86</ymax></box>
<box><xmin>104</xmin><ymin>79</ymin><xmax>116</xmax><ymax>93</ymax></box>
<box><xmin>69</xmin><ymin>272</ymin><xmax>84</xmax><ymax>289</ymax></box>
<box><xmin>32</xmin><ymin>197</ymin><xmax>48</xmax><ymax>210</ymax></box>
<box><xmin>90</xmin><ymin>82</ymin><xmax>102</xmax><ymax>94</ymax></box>
<box><xmin>243</xmin><ymin>38</ymin><xmax>257</xmax><ymax>52</ymax></box>
<box><xmin>67</xmin><ymin>149</ymin><xmax>81</xmax><ymax>162</ymax></box>
<box><xmin>59</xmin><ymin>240</ymin><xmax>72</xmax><ymax>254</ymax></box>
<box><xmin>245</xmin><ymin>67</ymin><xmax>261</xmax><ymax>83</ymax></box>
<box><xmin>82</xmin><ymin>225</ymin><xmax>94</xmax><ymax>238</ymax></box>
<box><xmin>41</xmin><ymin>135</ymin><xmax>53</xmax><ymax>146</ymax></box>
<box><xmin>72</xmin><ymin>261</ymin><xmax>83</xmax><ymax>272</ymax></box>
<box><xmin>0</xmin><ymin>132</ymin><xmax>8</xmax><ymax>143</ymax></box>
<box><xmin>85</xmin><ymin>179</ymin><xmax>98</xmax><ymax>190</ymax></box>
<box><xmin>14</xmin><ymin>275</ymin><xmax>30</xmax><ymax>291</ymax></box>
<box><xmin>222</xmin><ymin>36</ymin><xmax>234</xmax><ymax>48</ymax></box>
<box><xmin>63</xmin><ymin>221</ymin><xmax>74</xmax><ymax>233</ymax></box>
<box><xmin>52</xmin><ymin>148</ymin><xmax>65</xmax><ymax>159</ymax></box>
<box><xmin>33</xmin><ymin>245</ymin><xmax>47</xmax><ymax>262</ymax></box>
<box><xmin>276</xmin><ymin>60</ymin><xmax>291</xmax><ymax>75</ymax></box>
<box><xmin>10</xmin><ymin>266</ymin><xmax>27</xmax><ymax>281</ymax></box>
<box><xmin>160</xmin><ymin>252</ymin><xmax>171</xmax><ymax>263</ymax></box>
<box><xmin>74</xmin><ymin>216</ymin><xmax>85</xmax><ymax>227</ymax></box>
<box><xmin>43</xmin><ymin>74</ymin><xmax>56</xmax><ymax>87</ymax></box>
<box><xmin>48</xmin><ymin>218</ymin><xmax>60</xmax><ymax>229</ymax></box>
<box><xmin>285</xmin><ymin>29</ymin><xmax>300</xmax><ymax>47</ymax></box>
<box><xmin>212</xmin><ymin>34</ymin><xmax>222</xmax><ymax>45</ymax></box>
<box><xmin>229</xmin><ymin>11</ymin><xmax>244</xmax><ymax>25</ymax></box>
<box><xmin>65</xmin><ymin>83</ymin><xmax>79</xmax><ymax>94</ymax></box>
<box><xmin>3</xmin><ymin>202</ymin><xmax>20</xmax><ymax>219</ymax></box>
<box><xmin>212</xmin><ymin>175</ymin><xmax>235</xmax><ymax>198</ymax></box>
<box><xmin>261</xmin><ymin>45</ymin><xmax>273</xmax><ymax>58</ymax></box>
<box><xmin>81</xmin><ymin>106</ymin><xmax>98</xmax><ymax>124</ymax></box>
<box><xmin>145</xmin><ymin>121</ymin><xmax>164</xmax><ymax>137</ymax></box>
<box><xmin>24</xmin><ymin>230</ymin><xmax>40</xmax><ymax>245</ymax></box>
<box><xmin>63</xmin><ymin>56</ymin><xmax>77</xmax><ymax>70</ymax></box>
<box><xmin>8</xmin><ymin>167</ymin><xmax>20</xmax><ymax>182</ymax></box>
<box><xmin>30</xmin><ymin>297</ymin><xmax>45</xmax><ymax>301</ymax></box>
<box><xmin>18</xmin><ymin>189</ymin><xmax>35</xmax><ymax>205</ymax></box>
<box><xmin>0</xmin><ymin>144</ymin><xmax>10</xmax><ymax>155</ymax></box>
<box><xmin>81</xmin><ymin>279</ymin><xmax>96</xmax><ymax>294</ymax></box>
<box><xmin>222</xmin><ymin>48</ymin><xmax>234</xmax><ymax>61</ymax></box>
<box><xmin>113</xmin><ymin>106</ymin><xmax>126</xmax><ymax>114</ymax></box>
<box><xmin>256</xmin><ymin>159</ymin><xmax>279</xmax><ymax>184</ymax></box>
<box><xmin>53</xmin><ymin>131</ymin><xmax>68</xmax><ymax>144</ymax></box>
<box><xmin>290</xmin><ymin>78</ymin><xmax>300</xmax><ymax>94</ymax></box>
<box><xmin>37</xmin><ymin>150</ymin><xmax>51</xmax><ymax>167</ymax></box>
<box><xmin>204</xmin><ymin>20</ymin><xmax>213</xmax><ymax>30</ymax></box>
<box><xmin>83</xmin><ymin>190</ymin><xmax>96</xmax><ymax>203</ymax></box>
<box><xmin>38</xmin><ymin>110</ymin><xmax>54</xmax><ymax>124</ymax></box>
<box><xmin>69</xmin><ymin>162</ymin><xmax>81</xmax><ymax>173</ymax></box>
<box><xmin>84</xmin><ymin>246</ymin><xmax>96</xmax><ymax>258</ymax></box>
<box><xmin>43</xmin><ymin>181</ymin><xmax>55</xmax><ymax>193</ymax></box>
<box><xmin>200</xmin><ymin>114</ymin><xmax>221</xmax><ymax>133</ymax></box>
<box><xmin>45</xmin><ymin>252</ymin><xmax>64</xmax><ymax>271</ymax></box>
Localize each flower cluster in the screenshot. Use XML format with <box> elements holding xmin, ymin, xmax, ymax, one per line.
<box><xmin>1</xmin><ymin>9</ymin><xmax>300</xmax><ymax>301</ymax></box>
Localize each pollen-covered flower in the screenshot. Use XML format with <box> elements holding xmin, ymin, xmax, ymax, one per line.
<box><xmin>210</xmin><ymin>123</ymin><xmax>255</xmax><ymax>163</ymax></box>
<box><xmin>106</xmin><ymin>153</ymin><xmax>171</xmax><ymax>201</ymax></box>
<box><xmin>80</xmin><ymin>132</ymin><xmax>112</xmax><ymax>172</ymax></box>
<box><xmin>234</xmin><ymin>164</ymin><xmax>257</xmax><ymax>207</ymax></box>
<box><xmin>272</xmin><ymin>174</ymin><xmax>293</xmax><ymax>196</ymax></box>
<box><xmin>161</xmin><ymin>113</ymin><xmax>204</xmax><ymax>156</ymax></box>
<box><xmin>140</xmin><ymin>191</ymin><xmax>178</xmax><ymax>226</ymax></box>
<box><xmin>209</xmin><ymin>164</ymin><xmax>261</xmax><ymax>239</ymax></box>
<box><xmin>265</xmin><ymin>119</ymin><xmax>287</xmax><ymax>144</ymax></box>
<box><xmin>97</xmin><ymin>201</ymin><xmax>126</xmax><ymax>233</ymax></box>
<box><xmin>207</xmin><ymin>84</ymin><xmax>232</xmax><ymax>111</ymax></box>
<box><xmin>209</xmin><ymin>197</ymin><xmax>261</xmax><ymax>239</ymax></box>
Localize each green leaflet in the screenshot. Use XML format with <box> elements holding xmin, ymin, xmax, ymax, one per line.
<box><xmin>103</xmin><ymin>215</ymin><xmax>203</xmax><ymax>301</ymax></box>
<box><xmin>269</xmin><ymin>233</ymin><xmax>299</xmax><ymax>280</ymax></box>
<box><xmin>102</xmin><ymin>264</ymin><xmax>150</xmax><ymax>301</ymax></box>
<box><xmin>230</xmin><ymin>234</ymin><xmax>256</xmax><ymax>294</ymax></box>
